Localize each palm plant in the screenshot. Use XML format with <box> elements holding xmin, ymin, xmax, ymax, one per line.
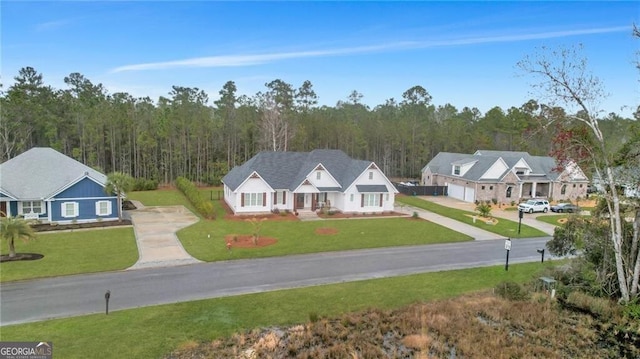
<box><xmin>1</xmin><ymin>215</ymin><xmax>37</xmax><ymax>258</ymax></box>
<box><xmin>105</xmin><ymin>172</ymin><xmax>134</xmax><ymax>222</ymax></box>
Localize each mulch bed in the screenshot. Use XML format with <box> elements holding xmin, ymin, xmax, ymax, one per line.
<box><xmin>224</xmin><ymin>235</ymin><xmax>278</xmax><ymax>248</ymax></box>
<box><xmin>316</xmin><ymin>211</ymin><xmax>405</xmax><ymax>219</ymax></box>
<box><xmin>1</xmin><ymin>253</ymin><xmax>44</xmax><ymax>262</ymax></box>
<box><xmin>220</xmin><ymin>200</ymin><xmax>299</xmax><ymax>222</ymax></box>
<box><xmin>31</xmin><ymin>219</ymin><xmax>132</xmax><ymax>232</ymax></box>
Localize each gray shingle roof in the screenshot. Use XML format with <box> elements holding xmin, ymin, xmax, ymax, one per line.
<box><xmin>356</xmin><ymin>185</ymin><xmax>389</xmax><ymax>193</ymax></box>
<box><xmin>423</xmin><ymin>150</ymin><xmax>564</xmax><ymax>182</ymax></box>
<box><xmin>0</xmin><ymin>147</ymin><xmax>108</xmax><ymax>200</ymax></box>
<box><xmin>222</xmin><ymin>149</ymin><xmax>371</xmax><ymax>192</ymax></box>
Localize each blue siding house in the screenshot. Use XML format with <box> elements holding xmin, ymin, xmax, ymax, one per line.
<box><xmin>0</xmin><ymin>147</ymin><xmax>118</xmax><ymax>224</ymax></box>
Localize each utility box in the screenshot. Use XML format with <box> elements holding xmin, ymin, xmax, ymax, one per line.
<box><xmin>538</xmin><ymin>276</ymin><xmax>557</xmax><ymax>298</ymax></box>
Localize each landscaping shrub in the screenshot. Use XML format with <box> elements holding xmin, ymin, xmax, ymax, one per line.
<box><xmin>133</xmin><ymin>178</ymin><xmax>159</xmax><ymax>191</ymax></box>
<box><xmin>475</xmin><ymin>202</ymin><xmax>492</xmax><ymax>218</ymax></box>
<box><xmin>495</xmin><ymin>281</ymin><xmax>529</xmax><ymax>301</ymax></box>
<box><xmin>175</xmin><ymin>177</ymin><xmax>215</xmax><ymax>219</ymax></box>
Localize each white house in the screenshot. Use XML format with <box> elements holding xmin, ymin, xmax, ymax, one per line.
<box><xmin>222</xmin><ymin>149</ymin><xmax>398</xmax><ymax>214</ymax></box>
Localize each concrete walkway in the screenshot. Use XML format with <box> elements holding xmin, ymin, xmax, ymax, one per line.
<box><xmin>395</xmin><ymin>205</ymin><xmax>504</xmax><ymax>240</ymax></box>
<box><xmin>126</xmin><ymin>202</ymin><xmax>201</xmax><ymax>270</ymax></box>
<box><xmin>420</xmin><ymin>196</ymin><xmax>557</xmax><ymax>236</ymax></box>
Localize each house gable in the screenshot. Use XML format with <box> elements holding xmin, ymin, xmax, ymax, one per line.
<box><xmin>306</xmin><ymin>162</ymin><xmax>341</xmax><ymax>189</ymax></box>
<box><xmin>235</xmin><ymin>171</ymin><xmax>275</xmax><ymax>193</ymax></box>
<box><xmin>50</xmin><ymin>176</ymin><xmax>110</xmax><ymax>199</ymax></box>
<box><xmin>344</xmin><ymin>162</ymin><xmax>398</xmax><ymax>194</ymax></box>
<box><xmin>479</xmin><ymin>158</ymin><xmax>509</xmax><ymax>180</ymax></box>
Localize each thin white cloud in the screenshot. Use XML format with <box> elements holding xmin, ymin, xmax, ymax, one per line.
<box><xmin>35</xmin><ymin>19</ymin><xmax>71</xmax><ymax>32</ymax></box>
<box><xmin>110</xmin><ymin>26</ymin><xmax>629</xmax><ymax>73</ymax></box>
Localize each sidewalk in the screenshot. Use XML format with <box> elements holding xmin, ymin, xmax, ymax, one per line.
<box><xmin>126</xmin><ymin>202</ymin><xmax>202</xmax><ymax>270</ymax></box>
<box><xmin>419</xmin><ymin>196</ymin><xmax>556</xmax><ymax>236</ymax></box>
<box><xmin>395</xmin><ymin>205</ymin><xmax>505</xmax><ymax>241</ymax></box>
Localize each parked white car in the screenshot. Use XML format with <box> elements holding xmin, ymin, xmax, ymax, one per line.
<box><xmin>518</xmin><ymin>199</ymin><xmax>550</xmax><ymax>213</ymax></box>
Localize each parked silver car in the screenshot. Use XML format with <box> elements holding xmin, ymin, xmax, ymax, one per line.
<box><xmin>518</xmin><ymin>199</ymin><xmax>550</xmax><ymax>213</ymax></box>
<box><xmin>550</xmin><ymin>203</ymin><xmax>579</xmax><ymax>213</ymax></box>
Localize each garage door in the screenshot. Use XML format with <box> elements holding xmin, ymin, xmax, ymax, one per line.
<box><xmin>448</xmin><ymin>184</ymin><xmax>465</xmax><ymax>201</ymax></box>
<box><xmin>464</xmin><ymin>187</ymin><xmax>475</xmax><ymax>203</ymax></box>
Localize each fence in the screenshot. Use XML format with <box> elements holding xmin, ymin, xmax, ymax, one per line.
<box><xmin>394</xmin><ymin>183</ymin><xmax>448</xmax><ymax>196</ymax></box>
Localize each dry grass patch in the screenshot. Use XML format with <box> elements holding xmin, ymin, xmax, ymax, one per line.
<box><xmin>314</xmin><ymin>227</ymin><xmax>339</xmax><ymax>235</ymax></box>
<box><xmin>164</xmin><ymin>291</ymin><xmax>633</xmax><ymax>358</ymax></box>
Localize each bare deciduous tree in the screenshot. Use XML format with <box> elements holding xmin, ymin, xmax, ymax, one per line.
<box><xmin>519</xmin><ymin>43</ymin><xmax>638</xmax><ymax>302</ymax></box>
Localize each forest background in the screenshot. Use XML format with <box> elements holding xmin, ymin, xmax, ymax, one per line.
<box><xmin>1</xmin><ymin>66</ymin><xmax>636</xmax><ymax>184</ymax></box>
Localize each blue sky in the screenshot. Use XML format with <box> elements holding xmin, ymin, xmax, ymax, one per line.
<box><xmin>2</xmin><ymin>1</ymin><xmax>638</xmax><ymax>117</ymax></box>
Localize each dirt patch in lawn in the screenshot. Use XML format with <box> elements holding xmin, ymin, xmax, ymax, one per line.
<box><xmin>224</xmin><ymin>235</ymin><xmax>278</xmax><ymax>248</ymax></box>
<box><xmin>315</xmin><ymin>227</ymin><xmax>339</xmax><ymax>235</ymax></box>
<box><xmin>0</xmin><ymin>253</ymin><xmax>44</xmax><ymax>262</ymax></box>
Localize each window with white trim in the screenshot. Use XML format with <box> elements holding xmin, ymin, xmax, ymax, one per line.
<box><xmin>368</xmin><ymin>171</ymin><xmax>373</xmax><ymax>180</ymax></box>
<box><xmin>453</xmin><ymin>165</ymin><xmax>461</xmax><ymax>176</ymax></box>
<box><xmin>363</xmin><ymin>193</ymin><xmax>380</xmax><ymax>206</ymax></box>
<box><xmin>316</xmin><ymin>171</ymin><xmax>321</xmax><ymax>180</ymax></box>
<box><xmin>61</xmin><ymin>202</ymin><xmax>79</xmax><ymax>218</ymax></box>
<box><xmin>96</xmin><ymin>201</ymin><xmax>112</xmax><ymax>216</ymax></box>
<box><xmin>276</xmin><ymin>191</ymin><xmax>285</xmax><ymax>204</ymax></box>
<box><xmin>350</xmin><ymin>193</ymin><xmax>354</xmax><ymax>202</ymax></box>
<box><xmin>243</xmin><ymin>193</ymin><xmax>263</xmax><ymax>206</ymax></box>
<box><xmin>20</xmin><ymin>201</ymin><xmax>44</xmax><ymax>215</ymax></box>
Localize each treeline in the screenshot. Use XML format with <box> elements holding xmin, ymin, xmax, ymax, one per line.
<box><xmin>1</xmin><ymin>66</ymin><xmax>636</xmax><ymax>183</ymax></box>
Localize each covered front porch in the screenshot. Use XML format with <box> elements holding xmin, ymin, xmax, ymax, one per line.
<box><xmin>519</xmin><ymin>180</ymin><xmax>551</xmax><ymax>199</ymax></box>
<box><xmin>293</xmin><ymin>191</ymin><xmax>337</xmax><ymax>212</ymax></box>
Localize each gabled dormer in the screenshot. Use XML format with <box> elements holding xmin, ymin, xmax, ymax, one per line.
<box><xmin>451</xmin><ymin>158</ymin><xmax>477</xmax><ymax>177</ymax></box>
<box><xmin>512</xmin><ymin>158</ymin><xmax>532</xmax><ymax>177</ymax></box>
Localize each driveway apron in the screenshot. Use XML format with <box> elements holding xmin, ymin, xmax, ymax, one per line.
<box><xmin>395</xmin><ymin>205</ymin><xmax>504</xmax><ymax>240</ymax></box>
<box><xmin>127</xmin><ymin>205</ymin><xmax>201</xmax><ymax>269</ymax></box>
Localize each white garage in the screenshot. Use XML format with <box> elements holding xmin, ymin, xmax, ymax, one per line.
<box><xmin>447</xmin><ymin>183</ymin><xmax>475</xmax><ymax>203</ymax></box>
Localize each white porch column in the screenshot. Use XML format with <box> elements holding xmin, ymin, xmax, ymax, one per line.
<box><xmin>531</xmin><ymin>182</ymin><xmax>537</xmax><ymax>197</ymax></box>
<box><xmin>518</xmin><ymin>183</ymin><xmax>523</xmax><ymax>198</ymax></box>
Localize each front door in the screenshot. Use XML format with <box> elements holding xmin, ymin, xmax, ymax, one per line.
<box><xmin>296</xmin><ymin>193</ymin><xmax>305</xmax><ymax>209</ymax></box>
<box><xmin>0</xmin><ymin>202</ymin><xmax>6</xmax><ymax>216</ymax></box>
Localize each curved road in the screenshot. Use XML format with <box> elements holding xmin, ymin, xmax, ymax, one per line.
<box><xmin>1</xmin><ymin>237</ymin><xmax>551</xmax><ymax>325</ymax></box>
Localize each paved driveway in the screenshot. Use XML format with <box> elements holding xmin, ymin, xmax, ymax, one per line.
<box><xmin>416</xmin><ymin>196</ymin><xmax>557</xmax><ymax>236</ymax></box>
<box><xmin>127</xmin><ymin>203</ymin><xmax>201</xmax><ymax>269</ymax></box>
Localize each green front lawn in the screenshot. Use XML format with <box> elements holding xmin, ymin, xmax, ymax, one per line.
<box><xmin>396</xmin><ymin>196</ymin><xmax>548</xmax><ymax>238</ymax></box>
<box><xmin>179</xmin><ymin>217</ymin><xmax>472</xmax><ymax>261</ymax></box>
<box><xmin>0</xmin><ymin>261</ymin><xmax>558</xmax><ymax>359</ymax></box>
<box><xmin>0</xmin><ymin>227</ymin><xmax>138</xmax><ymax>282</ymax></box>
<box><xmin>536</xmin><ymin>213</ymin><xmax>584</xmax><ymax>226</ymax></box>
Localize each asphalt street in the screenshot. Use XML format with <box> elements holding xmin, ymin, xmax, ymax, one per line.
<box><xmin>1</xmin><ymin>237</ymin><xmax>551</xmax><ymax>325</ymax></box>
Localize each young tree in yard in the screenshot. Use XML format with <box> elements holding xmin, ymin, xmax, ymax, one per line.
<box><xmin>105</xmin><ymin>172</ymin><xmax>134</xmax><ymax>222</ymax></box>
<box><xmin>1</xmin><ymin>216</ymin><xmax>37</xmax><ymax>258</ymax></box>
<box><xmin>518</xmin><ymin>43</ymin><xmax>639</xmax><ymax>302</ymax></box>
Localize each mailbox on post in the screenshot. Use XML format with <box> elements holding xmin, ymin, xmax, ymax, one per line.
<box><xmin>105</xmin><ymin>290</ymin><xmax>111</xmax><ymax>315</ymax></box>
